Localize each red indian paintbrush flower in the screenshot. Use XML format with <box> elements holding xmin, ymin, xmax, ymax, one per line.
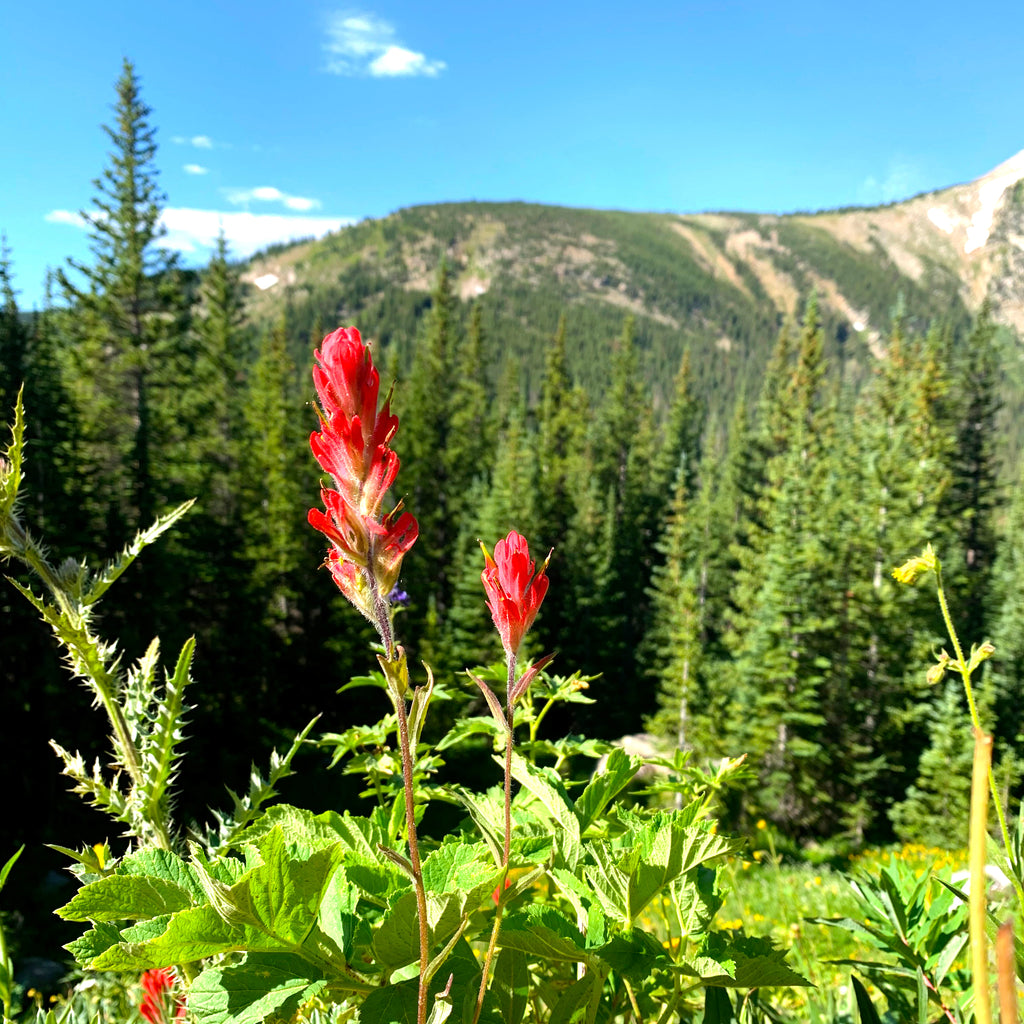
<box><xmin>139</xmin><ymin>969</ymin><xmax>185</xmax><ymax>1024</ymax></box>
<box><xmin>309</xmin><ymin>327</ymin><xmax>417</xmax><ymax>630</ymax></box>
<box><xmin>481</xmin><ymin>530</ymin><xmax>551</xmax><ymax>658</ymax></box>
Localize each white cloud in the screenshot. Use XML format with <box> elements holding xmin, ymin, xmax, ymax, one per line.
<box><xmin>369</xmin><ymin>45</ymin><xmax>443</xmax><ymax>77</ymax></box>
<box><xmin>161</xmin><ymin>208</ymin><xmax>352</xmax><ymax>258</ymax></box>
<box><xmin>46</xmin><ymin>206</ymin><xmax>353</xmax><ymax>261</ymax></box>
<box><xmin>45</xmin><ymin>209</ymin><xmax>87</xmax><ymax>227</ymax></box>
<box><xmin>224</xmin><ymin>186</ymin><xmax>321</xmax><ymax>211</ymax></box>
<box><xmin>324</xmin><ymin>10</ymin><xmax>445</xmax><ymax>77</ymax></box>
<box><xmin>171</xmin><ymin>134</ymin><xmax>217</xmax><ymax>149</ymax></box>
<box><xmin>184</xmin><ymin>164</ymin><xmax>209</xmax><ymax>175</ymax></box>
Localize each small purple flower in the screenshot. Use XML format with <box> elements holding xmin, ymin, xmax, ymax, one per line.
<box><xmin>388</xmin><ymin>588</ymin><xmax>409</xmax><ymax>606</ymax></box>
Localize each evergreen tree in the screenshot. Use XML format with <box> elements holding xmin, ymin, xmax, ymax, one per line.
<box><xmin>0</xmin><ymin>237</ymin><xmax>27</xmax><ymax>417</ymax></box>
<box><xmin>947</xmin><ymin>303</ymin><xmax>1003</xmax><ymax>643</ymax></box>
<box><xmin>58</xmin><ymin>59</ymin><xmax>187</xmax><ymax>547</ymax></box>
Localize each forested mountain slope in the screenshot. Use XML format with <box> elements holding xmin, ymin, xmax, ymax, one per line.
<box><xmin>236</xmin><ymin>150</ymin><xmax>1024</xmax><ymax>417</ymax></box>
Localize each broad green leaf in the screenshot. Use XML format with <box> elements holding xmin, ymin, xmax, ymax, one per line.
<box><xmin>230</xmin><ymin>804</ymin><xmax>350</xmax><ymax>851</ymax></box>
<box><xmin>547</xmin><ymin>971</ymin><xmax>596</xmax><ymax>1024</ymax></box>
<box><xmin>625</xmin><ymin>821</ymin><xmax>742</xmax><ymax>922</ymax></box>
<box><xmin>318</xmin><ymin>871</ymin><xmax>358</xmax><ymax>961</ymax></box>
<box><xmin>233</xmin><ymin>828</ymin><xmax>345</xmax><ymax>946</ymax></box>
<box><xmin>583</xmin><ymin>842</ymin><xmax>629</xmax><ymax>921</ymax></box>
<box><xmin>574</xmin><ymin>749</ymin><xmax>641</xmax><ymax>832</ymax></box>
<box><xmin>372</xmin><ymin>891</ymin><xmax>464</xmax><ymax>972</ymax></box>
<box><xmin>65</xmin><ymin>922</ymin><xmax>122</xmax><ymax>964</ymax></box>
<box><xmin>119</xmin><ymin>848</ymin><xmax>204</xmax><ymax>903</ymax></box>
<box><xmin>593</xmin><ymin>928</ymin><xmax>672</xmax><ymax>982</ymax></box>
<box><xmin>422</xmin><ymin>840</ymin><xmax>501</xmax><ymax>899</ymax></box>
<box><xmin>360</xmin><ymin>979</ymin><xmax>418</xmax><ymax>1024</ymax></box>
<box><xmin>186</xmin><ymin>952</ymin><xmax>325</xmax><ymax>1024</ymax></box>
<box><xmin>492</xmin><ymin>948</ymin><xmax>528</xmax><ymax>1024</ymax></box>
<box><xmin>58</xmin><ymin>873</ymin><xmax>195</xmax><ymax>922</ymax></box>
<box><xmin>90</xmin><ymin>905</ymin><xmax>257</xmax><ymax>969</ymax></box>
<box><xmin>121</xmin><ymin>915</ymin><xmax>172</xmax><ymax>943</ymax></box>
<box><xmin>698</xmin><ymin>932</ymin><xmax>811</xmax><ymax>988</ymax></box>
<box><xmin>499</xmin><ymin>906</ymin><xmax>586</xmax><ymax>963</ymax></box>
<box><xmin>509</xmin><ymin>754</ymin><xmax>581</xmax><ymax>865</ymax></box>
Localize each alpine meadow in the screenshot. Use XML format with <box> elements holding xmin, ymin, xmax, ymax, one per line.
<box><xmin>5</xmin><ymin>58</ymin><xmax>1024</xmax><ymax>1023</ymax></box>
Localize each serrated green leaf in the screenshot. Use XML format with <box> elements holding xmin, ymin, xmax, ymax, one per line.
<box><xmin>625</xmin><ymin>821</ymin><xmax>742</xmax><ymax>922</ymax></box>
<box><xmin>317</xmin><ymin>871</ymin><xmax>358</xmax><ymax>962</ymax></box>
<box><xmin>698</xmin><ymin>932</ymin><xmax>811</xmax><ymax>988</ymax></box>
<box><xmin>186</xmin><ymin>952</ymin><xmax>325</xmax><ymax>1024</ymax></box>
<box><xmin>548</xmin><ymin>971</ymin><xmax>596</xmax><ymax>1024</ymax></box>
<box><xmin>492</xmin><ymin>948</ymin><xmax>528</xmax><ymax>1024</ymax></box>
<box><xmin>593</xmin><ymin>928</ymin><xmax>672</xmax><ymax>982</ymax></box>
<box><xmin>422</xmin><ymin>840</ymin><xmax>500</xmax><ymax>899</ymax></box>
<box><xmin>499</xmin><ymin>906</ymin><xmax>586</xmax><ymax>963</ymax></box>
<box><xmin>233</xmin><ymin>828</ymin><xmax>344</xmax><ymax>946</ymax></box>
<box><xmin>574</xmin><ymin>749</ymin><xmax>641</xmax><ymax>832</ymax></box>
<box><xmin>360</xmin><ymin>979</ymin><xmax>419</xmax><ymax>1024</ymax></box>
<box><xmin>508</xmin><ymin>754</ymin><xmax>581</xmax><ymax>865</ymax></box>
<box><xmin>118</xmin><ymin>848</ymin><xmax>205</xmax><ymax>903</ymax></box>
<box><xmin>57</xmin><ymin>873</ymin><xmax>195</xmax><ymax>922</ymax></box>
<box><xmin>65</xmin><ymin>922</ymin><xmax>123</xmax><ymax>964</ymax></box>
<box><xmin>372</xmin><ymin>891</ymin><xmax>464</xmax><ymax>971</ymax></box>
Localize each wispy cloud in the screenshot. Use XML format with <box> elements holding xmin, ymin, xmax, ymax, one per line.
<box><xmin>184</xmin><ymin>164</ymin><xmax>209</xmax><ymax>175</ymax></box>
<box><xmin>324</xmin><ymin>11</ymin><xmax>446</xmax><ymax>77</ymax></box>
<box><xmin>46</xmin><ymin>206</ymin><xmax>354</xmax><ymax>261</ymax></box>
<box><xmin>171</xmin><ymin>134</ymin><xmax>217</xmax><ymax>149</ymax></box>
<box><xmin>223</xmin><ymin>186</ymin><xmax>321</xmax><ymax>212</ymax></box>
<box><xmin>858</xmin><ymin>158</ymin><xmax>925</xmax><ymax>205</ymax></box>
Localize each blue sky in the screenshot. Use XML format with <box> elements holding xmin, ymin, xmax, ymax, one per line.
<box><xmin>4</xmin><ymin>0</ymin><xmax>1024</xmax><ymax>309</ymax></box>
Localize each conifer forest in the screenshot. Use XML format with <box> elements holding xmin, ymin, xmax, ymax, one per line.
<box><xmin>3</xmin><ymin>59</ymin><xmax>1024</xmax><ymax>1024</ymax></box>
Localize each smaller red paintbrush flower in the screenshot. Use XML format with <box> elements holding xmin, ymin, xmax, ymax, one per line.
<box><xmin>139</xmin><ymin>968</ymin><xmax>185</xmax><ymax>1024</ymax></box>
<box><xmin>481</xmin><ymin>530</ymin><xmax>551</xmax><ymax>658</ymax></box>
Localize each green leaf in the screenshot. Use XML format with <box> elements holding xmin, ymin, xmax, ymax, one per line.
<box><xmin>372</xmin><ymin>891</ymin><xmax>464</xmax><ymax>972</ymax></box>
<box><xmin>851</xmin><ymin>975</ymin><xmax>882</xmax><ymax>1024</ymax></box>
<box><xmin>422</xmin><ymin>840</ymin><xmax>501</xmax><ymax>899</ymax></box>
<box><xmin>703</xmin><ymin>987</ymin><xmax>735</xmax><ymax>1024</ymax></box>
<box><xmin>360</xmin><ymin>979</ymin><xmax>419</xmax><ymax>1024</ymax></box>
<box><xmin>317</xmin><ymin>871</ymin><xmax>358</xmax><ymax>962</ymax></box>
<box><xmin>0</xmin><ymin>846</ymin><xmax>23</xmax><ymax>893</ymax></box>
<box><xmin>118</xmin><ymin>848</ymin><xmax>205</xmax><ymax>903</ymax></box>
<box><xmin>698</xmin><ymin>932</ymin><xmax>811</xmax><ymax>988</ymax></box>
<box><xmin>574</xmin><ymin>749</ymin><xmax>641</xmax><ymax>832</ymax></box>
<box><xmin>233</xmin><ymin>828</ymin><xmax>344</xmax><ymax>946</ymax></box>
<box><xmin>593</xmin><ymin>928</ymin><xmax>672</xmax><ymax>982</ymax></box>
<box><xmin>65</xmin><ymin>922</ymin><xmax>123</xmax><ymax>964</ymax></box>
<box><xmin>186</xmin><ymin>952</ymin><xmax>325</xmax><ymax>1024</ymax></box>
<box><xmin>492</xmin><ymin>948</ymin><xmax>528</xmax><ymax>1024</ymax></box>
<box><xmin>57</xmin><ymin>873</ymin><xmax>195</xmax><ymax>922</ymax></box>
<box><xmin>508</xmin><ymin>753</ymin><xmax>581</xmax><ymax>865</ymax></box>
<box><xmin>547</xmin><ymin>971</ymin><xmax>596</xmax><ymax>1024</ymax></box>
<box><xmin>499</xmin><ymin>906</ymin><xmax>587</xmax><ymax>963</ymax></box>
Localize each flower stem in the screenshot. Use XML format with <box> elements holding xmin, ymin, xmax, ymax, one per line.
<box><xmin>393</xmin><ymin>688</ymin><xmax>430</xmax><ymax>1024</ymax></box>
<box><xmin>472</xmin><ymin>651</ymin><xmax>518</xmax><ymax>1024</ymax></box>
<box><xmin>934</xmin><ymin>566</ymin><xmax>1024</xmax><ymax>913</ymax></box>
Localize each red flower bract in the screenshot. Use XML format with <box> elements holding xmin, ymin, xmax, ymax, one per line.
<box><xmin>309</xmin><ymin>327</ymin><xmax>417</xmax><ymax>625</ymax></box>
<box><xmin>481</xmin><ymin>530</ymin><xmax>551</xmax><ymax>657</ymax></box>
<box><xmin>139</xmin><ymin>969</ymin><xmax>184</xmax><ymax>1024</ymax></box>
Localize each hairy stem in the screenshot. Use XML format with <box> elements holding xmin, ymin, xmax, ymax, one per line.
<box><xmin>393</xmin><ymin>689</ymin><xmax>430</xmax><ymax>1024</ymax></box>
<box><xmin>472</xmin><ymin>650</ymin><xmax>518</xmax><ymax>1024</ymax></box>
